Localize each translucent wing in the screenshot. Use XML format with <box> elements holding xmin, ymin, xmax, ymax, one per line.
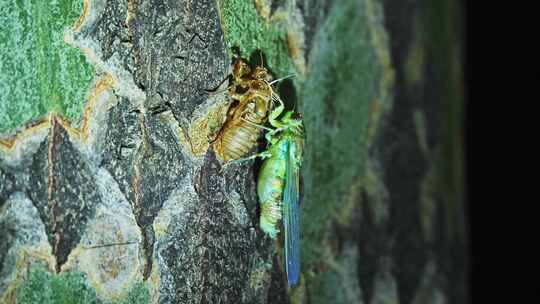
<box><xmin>283</xmin><ymin>139</ymin><xmax>301</xmax><ymax>286</ymax></box>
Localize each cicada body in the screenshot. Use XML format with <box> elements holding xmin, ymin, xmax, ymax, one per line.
<box><xmin>257</xmin><ymin>110</ymin><xmax>304</xmax><ymax>287</ymax></box>
<box><xmin>213</xmin><ymin>59</ymin><xmax>274</xmax><ymax>161</ymax></box>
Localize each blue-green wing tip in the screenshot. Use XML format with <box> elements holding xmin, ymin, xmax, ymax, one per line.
<box><xmin>284</xmin><ymin>139</ymin><xmax>301</xmax><ymax>288</ymax></box>
<box><xmin>287</xmin><ymin>259</ymin><xmax>300</xmax><ymax>286</ymax></box>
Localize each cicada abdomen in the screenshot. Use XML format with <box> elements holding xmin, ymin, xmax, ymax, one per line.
<box><xmin>257</xmin><ymin>146</ymin><xmax>286</xmax><ymax>237</ymax></box>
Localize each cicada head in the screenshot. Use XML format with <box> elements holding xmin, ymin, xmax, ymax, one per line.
<box><xmin>280</xmin><ymin>111</ymin><xmax>304</xmax><ymax>134</ymax></box>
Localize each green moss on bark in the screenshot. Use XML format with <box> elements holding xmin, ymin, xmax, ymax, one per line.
<box><xmin>16</xmin><ymin>266</ymin><xmax>99</xmax><ymax>304</ymax></box>
<box><xmin>219</xmin><ymin>0</ymin><xmax>293</xmax><ymax>76</ymax></box>
<box><xmin>113</xmin><ymin>282</ymin><xmax>150</xmax><ymax>304</ymax></box>
<box><xmin>16</xmin><ymin>266</ymin><xmax>150</xmax><ymax>304</ymax></box>
<box><xmin>0</xmin><ymin>0</ymin><xmax>95</xmax><ymax>134</ymax></box>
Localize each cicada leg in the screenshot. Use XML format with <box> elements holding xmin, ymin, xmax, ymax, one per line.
<box><xmin>264</xmin><ymin>127</ymin><xmax>281</xmax><ymax>144</ymax></box>
<box><xmin>265</xmin><ymin>74</ymin><xmax>295</xmax><ymax>125</ymax></box>
<box><xmin>234</xmin><ymin>150</ymin><xmax>272</xmax><ymax>163</ymax></box>
<box><xmin>268</xmin><ymin>94</ymin><xmax>286</xmax><ymax>129</ymax></box>
<box><xmin>220</xmin><ymin>150</ymin><xmax>273</xmax><ymax>172</ymax></box>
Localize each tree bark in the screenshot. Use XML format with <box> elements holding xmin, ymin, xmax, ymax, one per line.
<box><xmin>0</xmin><ymin>0</ymin><xmax>466</xmax><ymax>303</ymax></box>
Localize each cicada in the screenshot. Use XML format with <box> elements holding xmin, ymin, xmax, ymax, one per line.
<box><xmin>245</xmin><ymin>95</ymin><xmax>304</xmax><ymax>287</ymax></box>
<box><xmin>213</xmin><ymin>58</ymin><xmax>273</xmax><ymax>162</ymax></box>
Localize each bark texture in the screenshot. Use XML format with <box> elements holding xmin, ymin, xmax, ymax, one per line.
<box><xmin>0</xmin><ymin>0</ymin><xmax>466</xmax><ymax>303</ymax></box>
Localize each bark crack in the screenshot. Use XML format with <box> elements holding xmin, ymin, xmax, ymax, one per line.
<box><xmin>133</xmin><ymin>111</ymin><xmax>155</xmax><ymax>280</ymax></box>
<box><xmin>47</xmin><ymin>114</ymin><xmax>62</xmax><ymax>273</ymax></box>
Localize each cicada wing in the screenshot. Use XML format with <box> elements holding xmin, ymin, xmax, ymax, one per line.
<box><xmin>283</xmin><ymin>140</ymin><xmax>301</xmax><ymax>287</ymax></box>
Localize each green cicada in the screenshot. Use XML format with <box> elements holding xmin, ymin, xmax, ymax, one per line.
<box><xmin>257</xmin><ymin>107</ymin><xmax>303</xmax><ymax>287</ymax></box>
<box><xmin>241</xmin><ymin>91</ymin><xmax>304</xmax><ymax>286</ymax></box>
<box><xmin>222</xmin><ymin>76</ymin><xmax>303</xmax><ymax>286</ymax></box>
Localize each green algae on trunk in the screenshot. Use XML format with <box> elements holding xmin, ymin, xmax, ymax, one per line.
<box><xmin>16</xmin><ymin>265</ymin><xmax>150</xmax><ymax>304</ymax></box>
<box><xmin>219</xmin><ymin>0</ymin><xmax>294</xmax><ymax>77</ymax></box>
<box><xmin>0</xmin><ymin>0</ymin><xmax>95</xmax><ymax>135</ymax></box>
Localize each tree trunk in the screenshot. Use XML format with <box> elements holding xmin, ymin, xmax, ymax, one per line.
<box><xmin>0</xmin><ymin>0</ymin><xmax>466</xmax><ymax>303</ymax></box>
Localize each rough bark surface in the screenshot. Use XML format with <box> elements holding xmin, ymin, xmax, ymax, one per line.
<box><xmin>0</xmin><ymin>0</ymin><xmax>466</xmax><ymax>303</ymax></box>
